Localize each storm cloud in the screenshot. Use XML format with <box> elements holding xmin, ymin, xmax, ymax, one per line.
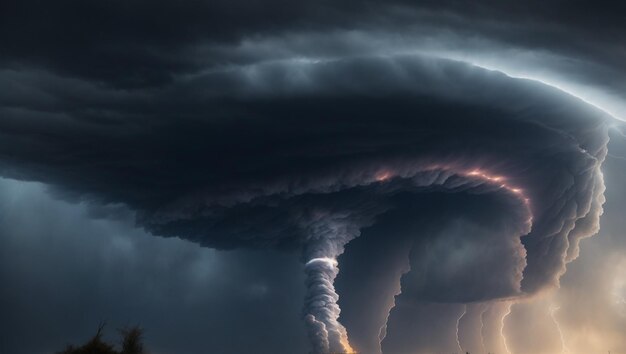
<box><xmin>1</xmin><ymin>1</ymin><xmax>624</xmax><ymax>353</ymax></box>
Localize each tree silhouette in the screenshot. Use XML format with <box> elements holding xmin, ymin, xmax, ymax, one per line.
<box><xmin>56</xmin><ymin>324</ymin><xmax>147</xmax><ymax>354</ymax></box>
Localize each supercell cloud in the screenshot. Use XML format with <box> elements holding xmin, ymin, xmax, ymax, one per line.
<box><xmin>0</xmin><ymin>1</ymin><xmax>624</xmax><ymax>353</ymax></box>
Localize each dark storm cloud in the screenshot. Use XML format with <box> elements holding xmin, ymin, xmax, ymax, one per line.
<box><xmin>0</xmin><ymin>53</ymin><xmax>610</xmax><ymax>352</ymax></box>
<box><xmin>1</xmin><ymin>1</ymin><xmax>623</xmax><ymax>353</ymax></box>
<box><xmin>0</xmin><ymin>54</ymin><xmax>607</xmax><ymax>252</ymax></box>
<box><xmin>2</xmin><ymin>1</ymin><xmax>625</xmax><ymax>92</ymax></box>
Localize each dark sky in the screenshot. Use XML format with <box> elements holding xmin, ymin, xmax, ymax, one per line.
<box><xmin>1</xmin><ymin>1</ymin><xmax>625</xmax><ymax>353</ymax></box>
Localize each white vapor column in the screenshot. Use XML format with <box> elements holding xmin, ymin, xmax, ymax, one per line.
<box><xmin>301</xmin><ymin>214</ymin><xmax>362</xmax><ymax>354</ymax></box>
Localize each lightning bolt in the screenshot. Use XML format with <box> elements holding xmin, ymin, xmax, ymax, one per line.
<box><xmin>378</xmin><ymin>292</ymin><xmax>398</xmax><ymax>347</ymax></box>
<box><xmin>378</xmin><ymin>245</ymin><xmax>412</xmax><ymax>354</ymax></box>
<box><xmin>549</xmin><ymin>305</ymin><xmax>570</xmax><ymax>354</ymax></box>
<box><xmin>500</xmin><ymin>302</ymin><xmax>513</xmax><ymax>354</ymax></box>
<box><xmin>456</xmin><ymin>304</ymin><xmax>467</xmax><ymax>353</ymax></box>
<box><xmin>479</xmin><ymin>304</ymin><xmax>488</xmax><ymax>354</ymax></box>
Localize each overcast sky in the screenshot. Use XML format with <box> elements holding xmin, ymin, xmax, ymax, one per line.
<box><xmin>1</xmin><ymin>1</ymin><xmax>625</xmax><ymax>353</ymax></box>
